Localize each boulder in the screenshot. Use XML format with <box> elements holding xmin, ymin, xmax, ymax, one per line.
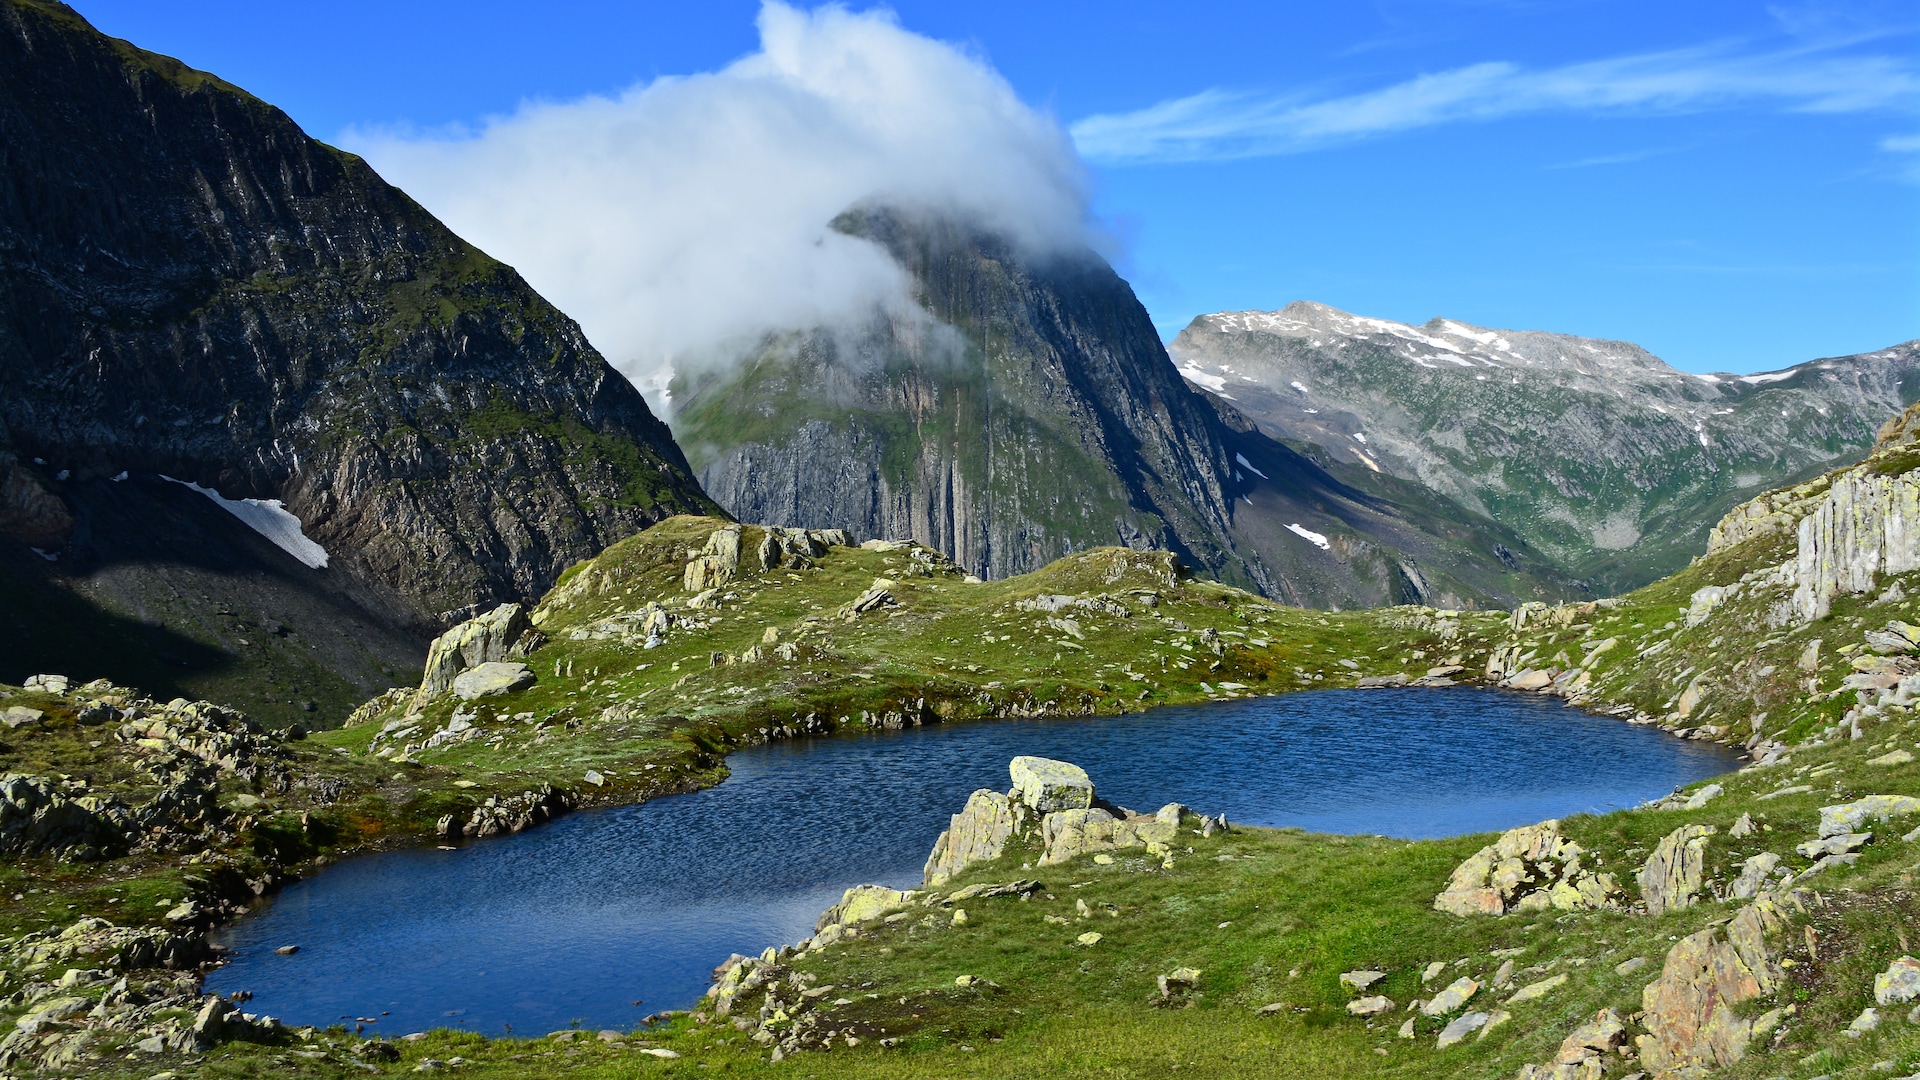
<box><xmin>1636</xmin><ymin>891</ymin><xmax>1788</xmax><ymax>1075</ymax></box>
<box><xmin>1818</xmin><ymin>794</ymin><xmax>1920</xmax><ymax>837</ymax></box>
<box><xmin>1435</xmin><ymin>1011</ymin><xmax>1489</xmax><ymax>1048</ymax></box>
<box><xmin>816</xmin><ymin>884</ymin><xmax>916</xmax><ymax>932</ymax></box>
<box><xmin>1009</xmin><ymin>756</ymin><xmax>1093</xmax><ymax>812</ymax></box>
<box><xmin>1876</xmin><ymin>956</ymin><xmax>1920</xmax><ymax>1005</ymax></box>
<box><xmin>684</xmin><ymin>527</ymin><xmax>743</xmax><ymax>592</ymax></box>
<box><xmin>1421</xmin><ymin>977</ymin><xmax>1479</xmax><ymax>1016</ymax></box>
<box><xmin>450</xmin><ymin>662</ymin><xmax>534</xmax><ymax>700</ymax></box>
<box><xmin>1339</xmin><ymin>970</ymin><xmax>1386</xmax><ymax>992</ymax></box>
<box><xmin>1730</xmin><ymin>852</ymin><xmax>1782</xmax><ymax>900</ymax></box>
<box><xmin>1638</xmin><ymin>824</ymin><xmax>1716</xmax><ymax>916</ymax></box>
<box><xmin>1347</xmin><ymin>996</ymin><xmax>1394</xmax><ymax>1016</ymax></box>
<box><xmin>2</xmin><ymin>706</ymin><xmax>44</xmax><ymax>729</ymax></box>
<box><xmin>1434</xmin><ymin>819</ymin><xmax>1618</xmax><ymax>916</ymax></box>
<box><xmin>923</xmin><ymin>790</ymin><xmax>1022</xmax><ymax>887</ymax></box>
<box><xmin>414</xmin><ymin>604</ymin><xmax>534</xmax><ymax>704</ymax></box>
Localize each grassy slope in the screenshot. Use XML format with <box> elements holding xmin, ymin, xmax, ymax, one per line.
<box><xmin>6</xmin><ymin>481</ymin><xmax>1920</xmax><ymax>1078</ymax></box>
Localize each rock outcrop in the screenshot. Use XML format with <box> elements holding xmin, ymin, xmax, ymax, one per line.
<box><xmin>923</xmin><ymin>757</ymin><xmax>1191</xmax><ymax>886</ymax></box>
<box><xmin>1638</xmin><ymin>824</ymin><xmax>1716</xmax><ymax>916</ymax></box>
<box><xmin>1433</xmin><ymin>820</ymin><xmax>1620</xmax><ymax>916</ymax></box>
<box><xmin>413</xmin><ymin>604</ymin><xmax>540</xmax><ymax>707</ymax></box>
<box><xmin>1636</xmin><ymin>891</ymin><xmax>1792</xmax><ymax>1076</ymax></box>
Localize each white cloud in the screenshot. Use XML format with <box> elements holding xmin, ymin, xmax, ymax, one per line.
<box><xmin>346</xmin><ymin>2</ymin><xmax>1088</xmax><ymax>400</ymax></box>
<box><xmin>1071</xmin><ymin>40</ymin><xmax>1920</xmax><ymax>163</ymax></box>
<box><xmin>1883</xmin><ymin>133</ymin><xmax>1920</xmax><ymax>152</ymax></box>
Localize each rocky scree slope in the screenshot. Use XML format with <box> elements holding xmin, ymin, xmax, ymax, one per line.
<box><xmin>0</xmin><ymin>1</ymin><xmax>718</xmax><ymax>654</ymax></box>
<box><xmin>1169</xmin><ymin>301</ymin><xmax>1920</xmax><ymax>593</ymax></box>
<box><xmin>674</xmin><ymin>209</ymin><xmax>1573</xmax><ymax>611</ymax></box>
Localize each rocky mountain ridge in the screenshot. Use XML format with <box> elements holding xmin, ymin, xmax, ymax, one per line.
<box><xmin>1169</xmin><ymin>300</ymin><xmax>1920</xmax><ymax>593</ymax></box>
<box><xmin>0</xmin><ymin>0</ymin><xmax>718</xmax><ymax>717</ymax></box>
<box><xmin>673</xmin><ymin>209</ymin><xmax>1575</xmax><ymax>610</ymax></box>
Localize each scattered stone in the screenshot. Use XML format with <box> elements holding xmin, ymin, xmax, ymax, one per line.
<box><xmin>1847</xmin><ymin>1007</ymin><xmax>1882</xmax><ymax>1038</ymax></box>
<box><xmin>1728</xmin><ymin>812</ymin><xmax>1756</xmax><ymax>838</ymax></box>
<box><xmin>1615</xmin><ymin>956</ymin><xmax>1648</xmax><ymax>976</ymax></box>
<box><xmin>2</xmin><ymin>705</ymin><xmax>44</xmax><ymax>729</ymax></box>
<box><xmin>1478</xmin><ymin>1009</ymin><xmax>1511</xmax><ymax>1039</ymax></box>
<box><xmin>1339</xmin><ymin>970</ymin><xmax>1387</xmax><ymax>992</ymax></box>
<box><xmin>1731</xmin><ymin>852</ymin><xmax>1784</xmax><ymax>900</ymax></box>
<box><xmin>1517</xmin><ymin>1008</ymin><xmax>1629</xmax><ymax>1079</ymax></box>
<box><xmin>1684</xmin><ymin>783</ymin><xmax>1724</xmax><ymax>809</ymax></box>
<box><xmin>1819</xmin><ymin>794</ymin><xmax>1920</xmax><ymax>837</ymax></box>
<box><xmin>1876</xmin><ymin>956</ymin><xmax>1920</xmax><ymax>1005</ymax></box>
<box><xmin>1435</xmin><ymin>1011</ymin><xmax>1489</xmax><ymax>1048</ymax></box>
<box><xmin>1638</xmin><ymin>823</ymin><xmax>1716</xmax><ymax>915</ymax></box>
<box><xmin>1347</xmin><ymin>996</ymin><xmax>1394</xmax><ymax>1016</ymax></box>
<box><xmin>638</xmin><ymin>1048</ymin><xmax>680</xmax><ymax>1059</ymax></box>
<box><xmin>1421</xmin><ymin>977</ymin><xmax>1479</xmax><ymax>1016</ymax></box>
<box><xmin>1421</xmin><ymin>961</ymin><xmax>1446</xmax><ymax>983</ymax></box>
<box><xmin>1075</xmin><ymin>932</ymin><xmax>1103</xmax><ymax>947</ymax></box>
<box><xmin>1870</xmin><ymin>749</ymin><xmax>1916</xmax><ymax>766</ymax></box>
<box><xmin>1505</xmin><ymin>973</ymin><xmax>1567</xmax><ymax>1004</ymax></box>
<box><xmin>1397</xmin><ymin>1017</ymin><xmax>1416</xmax><ymax>1039</ymax></box>
<box><xmin>1797</xmin><ymin>832</ymin><xmax>1871</xmax><ymax>858</ymax></box>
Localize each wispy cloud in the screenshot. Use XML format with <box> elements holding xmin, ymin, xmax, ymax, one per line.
<box><xmin>1883</xmin><ymin>133</ymin><xmax>1920</xmax><ymax>152</ymax></box>
<box><xmin>1071</xmin><ymin>39</ymin><xmax>1919</xmax><ymax>163</ymax></box>
<box><xmin>1546</xmin><ymin>146</ymin><xmax>1678</xmax><ymax>169</ymax></box>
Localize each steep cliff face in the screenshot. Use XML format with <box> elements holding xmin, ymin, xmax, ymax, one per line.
<box><xmin>1702</xmin><ymin>401</ymin><xmax>1920</xmax><ymax>624</ymax></box>
<box><xmin>1169</xmin><ymin>302</ymin><xmax>1920</xmax><ymax>593</ymax></box>
<box><xmin>0</xmin><ymin>0</ymin><xmax>718</xmax><ymax>629</ymax></box>
<box><xmin>674</xmin><ymin>209</ymin><xmax>1574</xmax><ymax>609</ymax></box>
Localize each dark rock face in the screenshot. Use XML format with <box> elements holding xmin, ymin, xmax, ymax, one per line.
<box><xmin>675</xmin><ymin>209</ymin><xmax>1572</xmax><ymax>609</ymax></box>
<box><xmin>0</xmin><ymin>0</ymin><xmax>718</xmax><ymax>630</ymax></box>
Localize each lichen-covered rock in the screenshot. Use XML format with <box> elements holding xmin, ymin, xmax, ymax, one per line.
<box><xmin>450</xmin><ymin>661</ymin><xmax>535</xmax><ymax>700</ymax></box>
<box><xmin>1818</xmin><ymin>794</ymin><xmax>1920</xmax><ymax>837</ymax></box>
<box><xmin>415</xmin><ymin>604</ymin><xmax>536</xmax><ymax>705</ymax></box>
<box><xmin>438</xmin><ymin>786</ymin><xmax>573</xmax><ymax>840</ymax></box>
<box><xmin>1730</xmin><ymin>852</ymin><xmax>1783</xmax><ymax>900</ymax></box>
<box><xmin>1790</xmin><ymin>466</ymin><xmax>1920</xmax><ymax>620</ymax></box>
<box><xmin>684</xmin><ymin>527</ymin><xmax>743</xmax><ymax>592</ymax></box>
<box><xmin>816</xmin><ymin>884</ymin><xmax>917</xmax><ymax>932</ymax></box>
<box><xmin>1876</xmin><ymin>956</ymin><xmax>1920</xmax><ymax>1005</ymax></box>
<box><xmin>923</xmin><ymin>789</ymin><xmax>1023</xmax><ymax>887</ymax></box>
<box><xmin>8</xmin><ymin>916</ymin><xmax>206</xmax><ymax>970</ymax></box>
<box><xmin>1638</xmin><ymin>824</ymin><xmax>1716</xmax><ymax>916</ymax></box>
<box><xmin>1421</xmin><ymin>976</ymin><xmax>1480</xmax><ymax>1016</ymax></box>
<box><xmin>1636</xmin><ymin>891</ymin><xmax>1789</xmax><ymax>1076</ymax></box>
<box><xmin>1517</xmin><ymin>1008</ymin><xmax>1629</xmax><ymax>1079</ymax></box>
<box><xmin>1434</xmin><ymin>819</ymin><xmax>1619</xmax><ymax>916</ymax></box>
<box><xmin>1009</xmin><ymin>757</ymin><xmax>1093</xmax><ymax>812</ymax></box>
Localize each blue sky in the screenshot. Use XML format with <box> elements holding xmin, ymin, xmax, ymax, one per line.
<box><xmin>73</xmin><ymin>1</ymin><xmax>1920</xmax><ymax>374</ymax></box>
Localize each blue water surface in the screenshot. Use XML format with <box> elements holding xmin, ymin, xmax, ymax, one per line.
<box><xmin>207</xmin><ymin>688</ymin><xmax>1736</xmax><ymax>1035</ymax></box>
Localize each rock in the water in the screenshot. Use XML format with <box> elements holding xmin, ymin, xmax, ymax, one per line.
<box><xmin>1876</xmin><ymin>956</ymin><xmax>1920</xmax><ymax>1005</ymax></box>
<box><xmin>1638</xmin><ymin>823</ymin><xmax>1716</xmax><ymax>916</ymax></box>
<box><xmin>451</xmin><ymin>662</ymin><xmax>535</xmax><ymax>700</ymax></box>
<box><xmin>1009</xmin><ymin>756</ymin><xmax>1094</xmax><ymax>812</ymax></box>
<box><xmin>1434</xmin><ymin>819</ymin><xmax>1618</xmax><ymax>916</ymax></box>
<box><xmin>1637</xmin><ymin>892</ymin><xmax>1788</xmax><ymax>1075</ymax></box>
<box><xmin>1421</xmin><ymin>976</ymin><xmax>1480</xmax><ymax>1016</ymax></box>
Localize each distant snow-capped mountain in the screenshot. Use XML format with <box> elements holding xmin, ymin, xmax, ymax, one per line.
<box><xmin>1169</xmin><ymin>300</ymin><xmax>1920</xmax><ymax>592</ymax></box>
